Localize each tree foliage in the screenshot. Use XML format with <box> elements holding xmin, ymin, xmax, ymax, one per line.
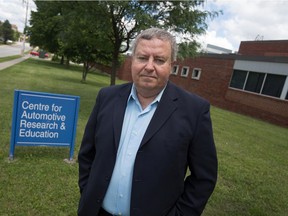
<box><xmin>1</xmin><ymin>20</ymin><xmax>14</xmax><ymax>44</ymax></box>
<box><xmin>29</xmin><ymin>1</ymin><xmax>63</xmax><ymax>53</ymax></box>
<box><xmin>178</xmin><ymin>41</ymin><xmax>202</xmax><ymax>60</ymax></box>
<box><xmin>60</xmin><ymin>2</ymin><xmax>113</xmax><ymax>81</ymax></box>
<box><xmin>29</xmin><ymin>1</ymin><xmax>112</xmax><ymax>81</ymax></box>
<box><xmin>29</xmin><ymin>0</ymin><xmax>220</xmax><ymax>84</ymax></box>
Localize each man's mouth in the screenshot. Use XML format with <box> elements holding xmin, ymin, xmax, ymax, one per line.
<box><xmin>141</xmin><ymin>75</ymin><xmax>157</xmax><ymax>79</ymax></box>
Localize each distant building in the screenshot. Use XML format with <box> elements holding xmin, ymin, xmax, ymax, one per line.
<box><xmin>11</xmin><ymin>24</ymin><xmax>18</xmax><ymax>32</ymax></box>
<box><xmin>206</xmin><ymin>44</ymin><xmax>233</xmax><ymax>54</ymax></box>
<box><xmin>117</xmin><ymin>40</ymin><xmax>288</xmax><ymax>127</ymax></box>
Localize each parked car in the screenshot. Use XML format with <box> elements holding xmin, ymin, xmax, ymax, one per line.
<box><xmin>30</xmin><ymin>50</ymin><xmax>49</xmax><ymax>58</ymax></box>
<box><xmin>30</xmin><ymin>51</ymin><xmax>39</xmax><ymax>56</ymax></box>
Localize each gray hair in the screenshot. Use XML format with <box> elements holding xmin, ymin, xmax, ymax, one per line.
<box><xmin>131</xmin><ymin>28</ymin><xmax>178</xmax><ymax>61</ymax></box>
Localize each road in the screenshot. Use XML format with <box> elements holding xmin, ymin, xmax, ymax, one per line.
<box><xmin>0</xmin><ymin>42</ymin><xmax>32</xmax><ymax>57</ymax></box>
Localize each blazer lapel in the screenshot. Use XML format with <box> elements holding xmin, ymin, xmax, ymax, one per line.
<box><xmin>140</xmin><ymin>82</ymin><xmax>178</xmax><ymax>147</ymax></box>
<box><xmin>113</xmin><ymin>84</ymin><xmax>132</xmax><ymax>150</ymax></box>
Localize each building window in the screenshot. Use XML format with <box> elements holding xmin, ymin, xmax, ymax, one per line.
<box><xmin>230</xmin><ymin>70</ymin><xmax>247</xmax><ymax>89</ymax></box>
<box><xmin>181</xmin><ymin>66</ymin><xmax>189</xmax><ymax>77</ymax></box>
<box><xmin>191</xmin><ymin>68</ymin><xmax>201</xmax><ymax>80</ymax></box>
<box><xmin>261</xmin><ymin>74</ymin><xmax>286</xmax><ymax>98</ymax></box>
<box><xmin>230</xmin><ymin>69</ymin><xmax>287</xmax><ymax>99</ymax></box>
<box><xmin>244</xmin><ymin>72</ymin><xmax>265</xmax><ymax>93</ymax></box>
<box><xmin>171</xmin><ymin>65</ymin><xmax>179</xmax><ymax>75</ymax></box>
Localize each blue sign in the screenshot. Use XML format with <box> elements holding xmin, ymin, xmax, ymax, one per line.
<box><xmin>9</xmin><ymin>90</ymin><xmax>80</xmax><ymax>161</ymax></box>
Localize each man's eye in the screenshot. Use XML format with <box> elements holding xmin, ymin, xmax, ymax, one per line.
<box><xmin>137</xmin><ymin>56</ymin><xmax>148</xmax><ymax>62</ymax></box>
<box><xmin>154</xmin><ymin>59</ymin><xmax>165</xmax><ymax>64</ymax></box>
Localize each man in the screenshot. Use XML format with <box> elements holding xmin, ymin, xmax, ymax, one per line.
<box><xmin>78</xmin><ymin>28</ymin><xmax>217</xmax><ymax>216</ymax></box>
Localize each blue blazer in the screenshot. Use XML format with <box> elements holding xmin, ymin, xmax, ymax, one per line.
<box><xmin>78</xmin><ymin>81</ymin><xmax>217</xmax><ymax>216</ymax></box>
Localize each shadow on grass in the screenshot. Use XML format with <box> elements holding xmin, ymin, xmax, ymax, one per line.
<box><xmin>27</xmin><ymin>58</ymin><xmax>111</xmax><ymax>89</ymax></box>
<box><xmin>56</xmin><ymin>75</ymin><xmax>109</xmax><ymax>89</ymax></box>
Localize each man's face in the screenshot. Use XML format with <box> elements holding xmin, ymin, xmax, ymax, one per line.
<box><xmin>131</xmin><ymin>38</ymin><xmax>172</xmax><ymax>96</ymax></box>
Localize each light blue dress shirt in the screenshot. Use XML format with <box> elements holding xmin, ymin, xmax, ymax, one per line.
<box><xmin>102</xmin><ymin>85</ymin><xmax>164</xmax><ymax>216</ymax></box>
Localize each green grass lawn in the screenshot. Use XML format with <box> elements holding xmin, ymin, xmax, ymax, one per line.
<box><xmin>0</xmin><ymin>58</ymin><xmax>287</xmax><ymax>215</ymax></box>
<box><xmin>0</xmin><ymin>55</ymin><xmax>23</xmax><ymax>63</ymax></box>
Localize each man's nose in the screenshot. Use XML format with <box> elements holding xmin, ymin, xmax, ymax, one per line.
<box><xmin>145</xmin><ymin>58</ymin><xmax>154</xmax><ymax>71</ymax></box>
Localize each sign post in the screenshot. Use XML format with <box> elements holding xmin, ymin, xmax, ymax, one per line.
<box><xmin>9</xmin><ymin>90</ymin><xmax>80</xmax><ymax>161</ymax></box>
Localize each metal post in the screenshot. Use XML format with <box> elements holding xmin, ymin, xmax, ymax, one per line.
<box><xmin>21</xmin><ymin>0</ymin><xmax>29</xmax><ymax>56</ymax></box>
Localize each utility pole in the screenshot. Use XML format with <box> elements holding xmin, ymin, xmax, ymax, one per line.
<box><xmin>21</xmin><ymin>0</ymin><xmax>29</xmax><ymax>56</ymax></box>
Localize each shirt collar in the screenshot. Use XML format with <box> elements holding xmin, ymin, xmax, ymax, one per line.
<box><xmin>129</xmin><ymin>84</ymin><xmax>166</xmax><ymax>105</ymax></box>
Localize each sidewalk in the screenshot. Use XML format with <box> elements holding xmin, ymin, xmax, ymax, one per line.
<box><xmin>0</xmin><ymin>55</ymin><xmax>30</xmax><ymax>71</ymax></box>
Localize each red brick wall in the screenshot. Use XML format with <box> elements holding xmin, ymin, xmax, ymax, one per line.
<box><xmin>117</xmin><ymin>56</ymin><xmax>132</xmax><ymax>81</ymax></box>
<box><xmin>170</xmin><ymin>56</ymin><xmax>234</xmax><ymax>107</ymax></box>
<box><xmin>239</xmin><ymin>40</ymin><xmax>288</xmax><ymax>56</ymax></box>
<box><xmin>92</xmin><ymin>63</ymin><xmax>112</xmax><ymax>74</ymax></box>
<box><xmin>225</xmin><ymin>89</ymin><xmax>288</xmax><ymax>126</ymax></box>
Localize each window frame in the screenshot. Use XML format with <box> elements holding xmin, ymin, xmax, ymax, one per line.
<box><xmin>171</xmin><ymin>65</ymin><xmax>179</xmax><ymax>75</ymax></box>
<box><xmin>191</xmin><ymin>68</ymin><xmax>202</xmax><ymax>80</ymax></box>
<box><xmin>229</xmin><ymin>69</ymin><xmax>288</xmax><ymax>100</ymax></box>
<box><xmin>180</xmin><ymin>66</ymin><xmax>189</xmax><ymax>77</ymax></box>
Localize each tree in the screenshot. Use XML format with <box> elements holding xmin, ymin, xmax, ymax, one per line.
<box><xmin>177</xmin><ymin>41</ymin><xmax>201</xmax><ymax>60</ymax></box>
<box><xmin>29</xmin><ymin>1</ymin><xmax>113</xmax><ymax>81</ymax></box>
<box><xmin>1</xmin><ymin>20</ymin><xmax>14</xmax><ymax>44</ymax></box>
<box><xmin>89</xmin><ymin>0</ymin><xmax>220</xmax><ymax>85</ymax></box>
<box><xmin>0</xmin><ymin>21</ymin><xmax>3</xmax><ymax>40</ymax></box>
<box><xmin>13</xmin><ymin>30</ymin><xmax>20</xmax><ymax>41</ymax></box>
<box><xmin>29</xmin><ymin>1</ymin><xmax>220</xmax><ymax>84</ymax></box>
<box><xmin>59</xmin><ymin>2</ymin><xmax>113</xmax><ymax>82</ymax></box>
<box><xmin>29</xmin><ymin>1</ymin><xmax>63</xmax><ymax>54</ymax></box>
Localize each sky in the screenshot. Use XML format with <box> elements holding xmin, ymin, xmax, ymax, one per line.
<box><xmin>0</xmin><ymin>0</ymin><xmax>287</xmax><ymax>52</ymax></box>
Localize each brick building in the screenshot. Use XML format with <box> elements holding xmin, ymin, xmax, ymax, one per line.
<box><xmin>117</xmin><ymin>40</ymin><xmax>288</xmax><ymax>127</ymax></box>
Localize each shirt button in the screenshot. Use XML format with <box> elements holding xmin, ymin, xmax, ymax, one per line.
<box><xmin>119</xmin><ymin>194</ymin><xmax>123</xmax><ymax>198</ymax></box>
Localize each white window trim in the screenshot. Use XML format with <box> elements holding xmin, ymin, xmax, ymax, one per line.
<box><xmin>192</xmin><ymin>68</ymin><xmax>201</xmax><ymax>80</ymax></box>
<box><xmin>171</xmin><ymin>65</ymin><xmax>179</xmax><ymax>75</ymax></box>
<box><xmin>181</xmin><ymin>66</ymin><xmax>189</xmax><ymax>77</ymax></box>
